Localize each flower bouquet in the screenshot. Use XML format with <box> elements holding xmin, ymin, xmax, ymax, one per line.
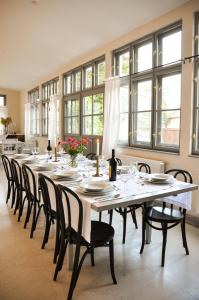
<box><xmin>0</xmin><ymin>117</ymin><xmax>12</xmax><ymax>134</ymax></box>
<box><xmin>60</xmin><ymin>137</ymin><xmax>89</xmax><ymax>167</ymax></box>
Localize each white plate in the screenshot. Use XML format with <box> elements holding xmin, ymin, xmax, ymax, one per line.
<box><xmin>14</xmin><ymin>154</ymin><xmax>30</xmax><ymax>159</ymax></box>
<box><xmin>80</xmin><ymin>180</ymin><xmax>111</xmax><ymax>192</ymax></box>
<box><xmin>54</xmin><ymin>170</ymin><xmax>79</xmax><ymax>178</ymax></box>
<box><xmin>33</xmin><ymin>164</ymin><xmax>54</xmax><ymax>171</ymax></box>
<box><xmin>77</xmin><ymin>186</ymin><xmax>114</xmax><ymax>195</ymax></box>
<box><xmin>149</xmin><ymin>173</ymin><xmax>173</xmax><ymax>182</ymax></box>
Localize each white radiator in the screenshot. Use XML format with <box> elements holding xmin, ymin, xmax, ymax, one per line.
<box><xmin>117</xmin><ymin>154</ymin><xmax>165</xmax><ymax>173</ymax></box>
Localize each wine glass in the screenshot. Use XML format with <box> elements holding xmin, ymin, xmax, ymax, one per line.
<box><xmin>32</xmin><ymin>147</ymin><xmax>39</xmax><ymax>158</ymax></box>
<box><xmin>120</xmin><ymin>166</ymin><xmax>131</xmax><ymax>193</ymax></box>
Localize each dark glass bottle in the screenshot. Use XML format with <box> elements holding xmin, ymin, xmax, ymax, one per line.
<box><xmin>109</xmin><ymin>149</ymin><xmax>117</xmax><ymax>181</ymax></box>
<box><xmin>47</xmin><ymin>140</ymin><xmax>52</xmax><ymax>157</ymax></box>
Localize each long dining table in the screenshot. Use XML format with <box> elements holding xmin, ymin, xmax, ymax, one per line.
<box><xmin>10</xmin><ymin>153</ymin><xmax>198</xmax><ymax>270</ymax></box>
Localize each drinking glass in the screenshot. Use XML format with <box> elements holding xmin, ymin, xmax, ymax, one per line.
<box><xmin>120</xmin><ymin>166</ymin><xmax>131</xmax><ymax>193</ymax></box>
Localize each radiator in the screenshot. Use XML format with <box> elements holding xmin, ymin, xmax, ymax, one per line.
<box><xmin>117</xmin><ymin>154</ymin><xmax>165</xmax><ymax>173</ymax></box>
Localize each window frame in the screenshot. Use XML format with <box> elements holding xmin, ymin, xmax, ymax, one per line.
<box><xmin>192</xmin><ymin>12</ymin><xmax>199</xmax><ymax>155</ymax></box>
<box><xmin>113</xmin><ymin>22</ymin><xmax>182</xmax><ymax>153</ymax></box>
<box><xmin>0</xmin><ymin>94</ymin><xmax>6</xmax><ymax>106</ymax></box>
<box><xmin>28</xmin><ymin>87</ymin><xmax>40</xmax><ymax>136</ymax></box>
<box><xmin>63</xmin><ymin>56</ymin><xmax>105</xmax><ymax>139</ymax></box>
<box><xmin>41</xmin><ymin>77</ymin><xmax>59</xmax><ymax>136</ymax></box>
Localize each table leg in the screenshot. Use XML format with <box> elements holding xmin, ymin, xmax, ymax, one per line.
<box><xmin>67</xmin><ymin>243</ymin><xmax>74</xmax><ymax>271</ymax></box>
<box><xmin>145</xmin><ymin>201</ymin><xmax>153</xmax><ymax>244</ymax></box>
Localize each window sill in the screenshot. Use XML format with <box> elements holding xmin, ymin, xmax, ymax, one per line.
<box><xmin>117</xmin><ymin>145</ymin><xmax>180</xmax><ymax>156</ymax></box>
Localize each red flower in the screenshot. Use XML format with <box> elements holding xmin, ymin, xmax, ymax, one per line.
<box><xmin>81</xmin><ymin>137</ymin><xmax>89</xmax><ymax>145</ymax></box>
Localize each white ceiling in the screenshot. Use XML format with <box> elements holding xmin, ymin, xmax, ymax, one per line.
<box><xmin>0</xmin><ymin>0</ymin><xmax>188</xmax><ymax>91</ymax></box>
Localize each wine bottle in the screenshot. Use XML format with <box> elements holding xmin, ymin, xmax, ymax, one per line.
<box><xmin>47</xmin><ymin>140</ymin><xmax>52</xmax><ymax>158</ymax></box>
<box><xmin>109</xmin><ymin>149</ymin><xmax>117</xmax><ymax>181</ymax></box>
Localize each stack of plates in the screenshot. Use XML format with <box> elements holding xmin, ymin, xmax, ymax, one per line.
<box><xmin>51</xmin><ymin>170</ymin><xmax>81</xmax><ymax>182</ymax></box>
<box><xmin>146</xmin><ymin>173</ymin><xmax>174</xmax><ymax>184</ymax></box>
<box><xmin>20</xmin><ymin>157</ymin><xmax>38</xmax><ymax>165</ymax></box>
<box><xmin>77</xmin><ymin>180</ymin><xmax>114</xmax><ymax>196</ymax></box>
<box><xmin>33</xmin><ymin>163</ymin><xmax>54</xmax><ymax>172</ymax></box>
<box><xmin>14</xmin><ymin>154</ymin><xmax>30</xmax><ymax>159</ymax></box>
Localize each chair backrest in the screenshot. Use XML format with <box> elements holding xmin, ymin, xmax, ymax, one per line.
<box><xmin>38</xmin><ymin>173</ymin><xmax>58</xmax><ymax>214</ymax></box>
<box><xmin>22</xmin><ymin>164</ymin><xmax>37</xmax><ymax>201</ymax></box>
<box><xmin>57</xmin><ymin>184</ymin><xmax>83</xmax><ymax>243</ymax></box>
<box><xmin>11</xmin><ymin>159</ymin><xmax>23</xmax><ymax>189</ymax></box>
<box><xmin>1</xmin><ymin>154</ymin><xmax>13</xmax><ymax>180</ymax></box>
<box><xmin>138</xmin><ymin>162</ymin><xmax>151</xmax><ymax>174</ymax></box>
<box><xmin>165</xmin><ymin>169</ymin><xmax>192</xmax><ymax>183</ymax></box>
<box><xmin>107</xmin><ymin>157</ymin><xmax>122</xmax><ymax>166</ymax></box>
<box><xmin>86</xmin><ymin>153</ymin><xmax>96</xmax><ymax>160</ymax></box>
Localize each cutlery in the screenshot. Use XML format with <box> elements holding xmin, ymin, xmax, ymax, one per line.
<box><xmin>94</xmin><ymin>193</ymin><xmax>121</xmax><ymax>202</ymax></box>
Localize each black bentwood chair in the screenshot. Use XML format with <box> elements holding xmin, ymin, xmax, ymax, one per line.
<box><xmin>38</xmin><ymin>174</ymin><xmax>60</xmax><ymax>264</ymax></box>
<box><xmin>11</xmin><ymin>159</ymin><xmax>27</xmax><ymax>220</ymax></box>
<box><xmin>114</xmin><ymin>162</ymin><xmax>151</xmax><ymax>244</ymax></box>
<box><xmin>22</xmin><ymin>164</ymin><xmax>43</xmax><ymax>238</ymax></box>
<box><xmin>140</xmin><ymin>169</ymin><xmax>192</xmax><ymax>267</ymax></box>
<box><xmin>86</xmin><ymin>152</ymin><xmax>96</xmax><ymax>160</ymax></box>
<box><xmin>54</xmin><ymin>184</ymin><xmax>117</xmax><ymax>300</ymax></box>
<box><xmin>1</xmin><ymin>154</ymin><xmax>16</xmax><ymax>207</ymax></box>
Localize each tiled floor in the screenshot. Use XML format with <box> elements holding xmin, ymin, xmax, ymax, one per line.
<box><xmin>0</xmin><ymin>165</ymin><xmax>199</xmax><ymax>300</ymax></box>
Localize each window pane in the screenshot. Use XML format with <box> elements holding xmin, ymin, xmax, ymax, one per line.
<box><xmin>120</xmin><ymin>83</ymin><xmax>129</xmax><ymax>113</ymax></box>
<box><xmin>71</xmin><ymin>117</ymin><xmax>79</xmax><ymax>134</ymax></box>
<box><xmin>83</xmin><ymin>96</ymin><xmax>92</xmax><ymax>115</ymax></box>
<box><xmin>0</xmin><ymin>96</ymin><xmax>5</xmax><ymax>106</ymax></box>
<box><xmin>118</xmin><ymin>51</ymin><xmax>129</xmax><ymax>76</ymax></box>
<box><xmin>195</xmin><ymin>65</ymin><xmax>199</xmax><ymax>106</ymax></box>
<box><xmin>137</xmin><ymin>80</ymin><xmax>152</xmax><ymax>111</ymax></box>
<box><xmin>156</xmin><ymin>110</ymin><xmax>180</xmax><ymax>146</ymax></box>
<box><xmin>119</xmin><ymin>113</ymin><xmax>128</xmax><ymax>143</ymax></box>
<box><xmin>137</xmin><ymin>43</ymin><xmax>152</xmax><ymax>72</ymax></box>
<box><xmin>133</xmin><ymin>112</ymin><xmax>151</xmax><ymax>143</ymax></box>
<box><xmin>85</xmin><ymin>66</ymin><xmax>93</xmax><ymax>88</ymax></box>
<box><xmin>93</xmin><ymin>115</ymin><xmax>103</xmax><ymax>135</ymax></box>
<box><xmin>93</xmin><ymin>93</ymin><xmax>103</xmax><ymax>114</ymax></box>
<box><xmin>67</xmin><ymin>118</ymin><xmax>71</xmax><ymax>134</ymax></box>
<box><xmin>71</xmin><ymin>100</ymin><xmax>79</xmax><ymax>116</ymax></box>
<box><xmin>66</xmin><ymin>76</ymin><xmax>71</xmax><ymax>94</ymax></box>
<box><xmin>83</xmin><ymin>116</ymin><xmax>92</xmax><ymax>135</ymax></box>
<box><xmin>194</xmin><ymin>109</ymin><xmax>199</xmax><ymax>151</ymax></box>
<box><xmin>66</xmin><ymin>101</ymin><xmax>71</xmax><ymax>116</ymax></box>
<box><xmin>159</xmin><ymin>74</ymin><xmax>181</xmax><ymax>109</ymax></box>
<box><xmin>75</xmin><ymin>71</ymin><xmax>81</xmax><ymax>92</ymax></box>
<box><xmin>161</xmin><ymin>30</ymin><xmax>181</xmax><ymax>65</ymax></box>
<box><xmin>97</xmin><ymin>61</ymin><xmax>105</xmax><ymax>85</ymax></box>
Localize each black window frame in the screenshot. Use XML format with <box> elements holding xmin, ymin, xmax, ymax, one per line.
<box><xmin>113</xmin><ymin>21</ymin><xmax>182</xmax><ymax>153</ymax></box>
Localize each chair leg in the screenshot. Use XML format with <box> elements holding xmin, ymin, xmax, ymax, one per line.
<box><xmin>181</xmin><ymin>219</ymin><xmax>189</xmax><ymax>255</ymax></box>
<box><xmin>18</xmin><ymin>194</ymin><xmax>27</xmax><ymax>222</ymax></box>
<box><xmin>131</xmin><ymin>209</ymin><xmax>138</xmax><ymax>229</ymax></box>
<box><xmin>140</xmin><ymin>215</ymin><xmax>146</xmax><ymax>254</ymax></box>
<box><xmin>109</xmin><ymin>209</ymin><xmax>113</xmax><ymax>225</ymax></box>
<box><xmin>6</xmin><ymin>181</ymin><xmax>11</xmax><ymax>204</ymax></box>
<box><xmin>109</xmin><ymin>240</ymin><xmax>117</xmax><ymax>284</ymax></box>
<box><xmin>41</xmin><ymin>216</ymin><xmax>51</xmax><ymax>249</ymax></box>
<box><xmin>90</xmin><ymin>248</ymin><xmax>95</xmax><ymax>266</ymax></box>
<box><xmin>53</xmin><ymin>219</ymin><xmax>60</xmax><ymax>264</ymax></box>
<box><xmin>33</xmin><ymin>204</ymin><xmax>42</xmax><ymax>231</ymax></box>
<box><xmin>53</xmin><ymin>238</ymin><xmax>68</xmax><ymax>281</ymax></box>
<box><xmin>24</xmin><ymin>201</ymin><xmax>33</xmax><ymax>229</ymax></box>
<box><xmin>122</xmin><ymin>208</ymin><xmax>127</xmax><ymax>244</ymax></box>
<box><xmin>67</xmin><ymin>244</ymin><xmax>82</xmax><ymax>300</ymax></box>
<box><xmin>161</xmin><ymin>223</ymin><xmax>167</xmax><ymax>267</ymax></box>
<box><xmin>99</xmin><ymin>212</ymin><xmax>102</xmax><ymax>222</ymax></box>
<box><xmin>11</xmin><ymin>185</ymin><xmax>16</xmax><ymax>208</ymax></box>
<box><xmin>14</xmin><ymin>188</ymin><xmax>21</xmax><ymax>215</ymax></box>
<box><xmin>30</xmin><ymin>202</ymin><xmax>37</xmax><ymax>238</ymax></box>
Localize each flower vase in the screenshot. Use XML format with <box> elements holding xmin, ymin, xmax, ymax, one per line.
<box><xmin>69</xmin><ymin>155</ymin><xmax>78</xmax><ymax>168</ymax></box>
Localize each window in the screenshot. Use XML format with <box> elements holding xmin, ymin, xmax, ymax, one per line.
<box><xmin>28</xmin><ymin>88</ymin><xmax>40</xmax><ymax>136</ymax></box>
<box><xmin>63</xmin><ymin>56</ymin><xmax>105</xmax><ymax>139</ymax></box>
<box><xmin>114</xmin><ymin>22</ymin><xmax>182</xmax><ymax>152</ymax></box>
<box><xmin>41</xmin><ymin>78</ymin><xmax>59</xmax><ymax>135</ymax></box>
<box><xmin>192</xmin><ymin>13</ymin><xmax>199</xmax><ymax>155</ymax></box>
<box><xmin>0</xmin><ymin>95</ymin><xmax>7</xmax><ymax>135</ymax></box>
<box><xmin>0</xmin><ymin>94</ymin><xmax>6</xmax><ymax>107</ymax></box>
